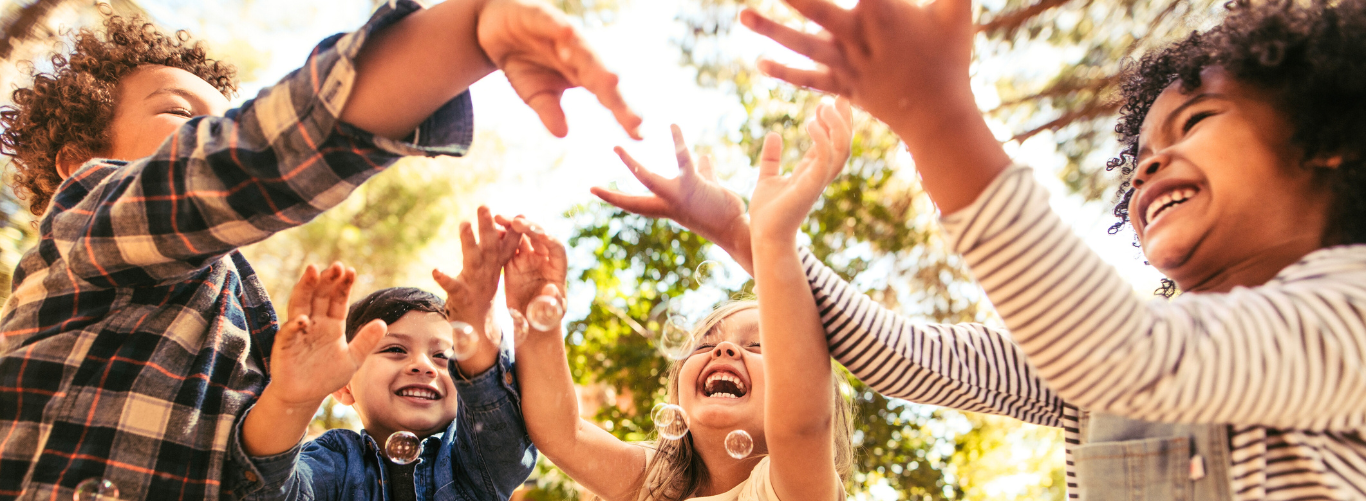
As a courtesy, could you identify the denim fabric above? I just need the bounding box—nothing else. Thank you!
[242,348,536,501]
[1074,411,1232,501]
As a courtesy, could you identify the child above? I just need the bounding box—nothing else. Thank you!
[238,207,533,500]
[0,1,639,498]
[502,109,853,501]
[600,0,1366,499]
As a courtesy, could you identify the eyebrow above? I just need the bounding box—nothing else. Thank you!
[1135,93,1221,165]
[144,87,201,102]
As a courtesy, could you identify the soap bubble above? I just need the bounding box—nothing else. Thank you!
[693,260,728,288]
[73,478,119,501]
[724,430,754,459]
[509,309,530,344]
[652,404,689,440]
[656,315,694,360]
[649,402,667,423]
[526,295,564,331]
[385,431,423,465]
[449,321,479,361]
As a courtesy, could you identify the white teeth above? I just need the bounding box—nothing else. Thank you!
[398,388,438,400]
[703,371,747,396]
[1145,188,1197,225]
[710,393,738,399]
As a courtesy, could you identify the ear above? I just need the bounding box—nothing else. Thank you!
[332,384,357,406]
[54,145,89,180]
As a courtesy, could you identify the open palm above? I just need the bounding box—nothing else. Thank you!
[268,263,386,407]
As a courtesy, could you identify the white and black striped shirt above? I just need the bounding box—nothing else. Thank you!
[801,166,1366,500]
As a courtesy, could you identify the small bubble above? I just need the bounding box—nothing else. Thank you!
[385,431,423,465]
[725,430,754,458]
[693,260,727,288]
[449,321,479,361]
[649,402,667,423]
[526,295,564,331]
[656,315,694,360]
[509,310,530,344]
[73,478,120,501]
[652,404,689,440]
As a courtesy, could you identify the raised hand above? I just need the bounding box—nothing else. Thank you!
[749,100,853,243]
[497,216,568,318]
[740,0,1010,213]
[432,206,522,334]
[267,263,387,408]
[478,0,643,139]
[591,125,754,273]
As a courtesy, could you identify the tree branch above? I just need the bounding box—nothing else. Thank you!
[977,0,1076,36]
[0,0,67,60]
[1012,99,1119,142]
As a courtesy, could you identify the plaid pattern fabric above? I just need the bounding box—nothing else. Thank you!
[0,1,474,499]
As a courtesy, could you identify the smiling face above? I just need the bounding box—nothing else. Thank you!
[334,311,458,441]
[73,64,230,176]
[1130,67,1336,291]
[676,308,765,441]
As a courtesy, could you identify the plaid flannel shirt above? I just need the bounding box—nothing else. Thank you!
[0,1,475,499]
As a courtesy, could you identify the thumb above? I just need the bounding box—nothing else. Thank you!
[758,132,783,179]
[348,319,388,366]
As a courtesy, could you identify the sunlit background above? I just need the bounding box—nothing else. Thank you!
[0,0,1227,499]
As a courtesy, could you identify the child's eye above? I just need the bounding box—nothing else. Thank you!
[695,343,715,352]
[1181,111,1214,134]
[165,108,194,118]
[433,351,449,360]
[381,346,407,355]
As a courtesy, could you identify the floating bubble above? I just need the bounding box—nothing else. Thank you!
[526,295,564,331]
[693,260,727,288]
[73,478,119,501]
[385,431,423,465]
[652,404,690,440]
[724,430,754,459]
[656,315,694,360]
[649,402,667,423]
[509,309,530,344]
[449,321,479,361]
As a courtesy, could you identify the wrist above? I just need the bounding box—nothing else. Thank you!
[258,384,326,416]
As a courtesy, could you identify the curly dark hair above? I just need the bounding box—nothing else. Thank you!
[1107,0,1366,296]
[345,287,446,342]
[0,15,236,216]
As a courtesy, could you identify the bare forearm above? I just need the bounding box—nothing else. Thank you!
[883,93,1012,215]
[752,236,832,437]
[454,310,501,376]
[343,0,495,139]
[242,386,318,457]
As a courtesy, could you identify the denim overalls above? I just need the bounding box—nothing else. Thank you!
[1074,411,1234,500]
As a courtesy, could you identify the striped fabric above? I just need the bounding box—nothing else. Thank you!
[0,2,474,500]
[801,166,1366,500]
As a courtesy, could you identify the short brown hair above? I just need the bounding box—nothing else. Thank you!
[0,14,236,216]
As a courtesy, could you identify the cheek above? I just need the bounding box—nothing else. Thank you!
[109,116,186,159]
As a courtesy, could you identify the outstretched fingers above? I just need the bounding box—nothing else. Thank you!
[671,125,697,176]
[589,187,670,218]
[756,59,845,96]
[739,9,846,68]
[286,264,320,322]
[758,132,784,179]
[551,25,643,139]
[614,147,671,194]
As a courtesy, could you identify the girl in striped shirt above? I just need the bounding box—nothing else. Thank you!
[595,1,1366,499]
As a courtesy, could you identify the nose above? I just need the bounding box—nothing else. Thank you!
[711,341,742,360]
[408,355,439,376]
[1131,152,1167,189]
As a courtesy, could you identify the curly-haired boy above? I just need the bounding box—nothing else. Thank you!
[0,1,640,499]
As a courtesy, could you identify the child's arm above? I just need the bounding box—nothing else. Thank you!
[746,103,848,501]
[499,220,649,501]
[431,206,522,376]
[239,263,386,479]
[344,0,640,140]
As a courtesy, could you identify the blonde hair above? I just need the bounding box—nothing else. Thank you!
[635,300,854,501]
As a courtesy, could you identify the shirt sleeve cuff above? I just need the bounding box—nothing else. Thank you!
[450,346,521,412]
[938,164,1035,253]
[225,404,304,497]
[312,0,477,158]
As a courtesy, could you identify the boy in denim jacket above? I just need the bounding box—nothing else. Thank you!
[0,0,637,498]
[241,208,532,500]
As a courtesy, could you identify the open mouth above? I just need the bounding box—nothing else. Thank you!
[395,386,441,401]
[1144,187,1199,227]
[702,369,748,399]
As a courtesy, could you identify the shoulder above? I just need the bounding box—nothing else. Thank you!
[45,160,126,215]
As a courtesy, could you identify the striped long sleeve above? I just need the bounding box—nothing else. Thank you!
[940,166,1366,431]
[800,248,1067,427]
